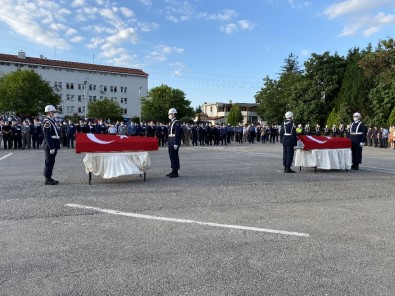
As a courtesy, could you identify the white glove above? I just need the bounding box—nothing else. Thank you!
[359,143,365,147]
[173,145,178,150]
[50,149,55,154]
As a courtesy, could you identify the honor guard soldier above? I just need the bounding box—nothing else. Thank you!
[43,105,61,185]
[167,108,181,178]
[348,112,367,170]
[280,111,297,173]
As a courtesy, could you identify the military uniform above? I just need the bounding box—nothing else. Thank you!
[348,114,367,170]
[43,114,61,184]
[167,111,181,178]
[280,112,297,173]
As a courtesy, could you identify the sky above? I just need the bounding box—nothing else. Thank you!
[0,0,394,108]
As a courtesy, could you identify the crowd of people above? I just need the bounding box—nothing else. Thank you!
[1,115,395,151]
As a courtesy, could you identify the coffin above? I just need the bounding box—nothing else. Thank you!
[298,135,351,150]
[76,133,158,153]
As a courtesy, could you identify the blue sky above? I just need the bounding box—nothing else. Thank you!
[0,0,394,108]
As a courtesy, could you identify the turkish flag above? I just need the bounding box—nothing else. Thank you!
[75,133,159,153]
[298,135,351,150]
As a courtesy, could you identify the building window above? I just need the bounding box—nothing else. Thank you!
[121,98,127,104]
[210,107,212,112]
[66,94,71,101]
[67,106,71,113]
[70,95,74,101]
[89,84,96,91]
[123,108,127,115]
[58,106,63,113]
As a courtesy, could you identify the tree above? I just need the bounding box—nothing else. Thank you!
[87,98,123,122]
[195,105,202,113]
[0,69,60,116]
[227,105,243,125]
[255,76,284,123]
[359,38,395,126]
[141,84,194,123]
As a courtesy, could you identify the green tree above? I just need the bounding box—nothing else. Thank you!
[304,52,346,121]
[141,84,194,123]
[255,76,284,123]
[87,98,123,122]
[359,38,395,126]
[0,69,60,116]
[194,105,202,113]
[328,48,374,126]
[227,104,243,125]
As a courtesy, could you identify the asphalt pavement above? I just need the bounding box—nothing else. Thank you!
[0,142,394,295]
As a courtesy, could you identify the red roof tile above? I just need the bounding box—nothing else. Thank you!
[0,53,148,77]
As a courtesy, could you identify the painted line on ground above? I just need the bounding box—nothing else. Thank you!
[0,153,13,161]
[361,166,395,174]
[65,203,310,237]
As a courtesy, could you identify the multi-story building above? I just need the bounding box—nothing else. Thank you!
[197,101,260,125]
[0,51,148,120]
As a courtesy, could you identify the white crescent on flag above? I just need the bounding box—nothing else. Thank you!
[86,133,115,144]
[306,135,328,144]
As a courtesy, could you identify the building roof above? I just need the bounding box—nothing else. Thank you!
[205,102,258,107]
[0,52,148,77]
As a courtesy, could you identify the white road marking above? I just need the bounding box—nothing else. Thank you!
[65,203,310,237]
[361,166,395,174]
[0,153,12,161]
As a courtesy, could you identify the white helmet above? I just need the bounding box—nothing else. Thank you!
[45,105,57,112]
[168,108,177,114]
[285,111,293,119]
[353,112,361,118]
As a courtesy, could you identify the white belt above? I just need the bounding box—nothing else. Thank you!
[350,132,363,135]
[51,136,60,139]
[283,133,292,136]
[169,134,175,137]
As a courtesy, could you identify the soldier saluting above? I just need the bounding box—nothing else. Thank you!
[43,105,61,185]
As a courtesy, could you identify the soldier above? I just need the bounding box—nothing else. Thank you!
[66,120,76,148]
[42,105,61,185]
[315,124,321,136]
[2,120,13,149]
[32,119,42,149]
[280,111,297,173]
[348,112,367,170]
[332,125,337,137]
[166,108,181,178]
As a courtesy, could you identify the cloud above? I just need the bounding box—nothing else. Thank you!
[146,45,184,62]
[0,0,73,49]
[220,20,256,34]
[323,0,395,37]
[288,0,312,9]
[171,62,186,76]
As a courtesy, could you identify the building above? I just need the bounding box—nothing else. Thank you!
[0,51,148,120]
[196,101,260,125]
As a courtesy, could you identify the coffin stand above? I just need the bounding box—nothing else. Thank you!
[76,134,158,184]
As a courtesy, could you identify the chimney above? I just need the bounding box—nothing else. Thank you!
[18,51,26,59]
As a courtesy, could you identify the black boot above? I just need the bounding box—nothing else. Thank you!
[168,170,179,178]
[166,171,173,177]
[285,167,295,173]
[45,178,58,185]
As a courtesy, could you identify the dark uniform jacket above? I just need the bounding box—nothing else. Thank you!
[43,117,60,150]
[348,121,367,144]
[280,120,297,146]
[168,119,181,146]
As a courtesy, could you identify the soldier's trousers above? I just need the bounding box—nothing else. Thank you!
[44,148,58,179]
[283,145,295,167]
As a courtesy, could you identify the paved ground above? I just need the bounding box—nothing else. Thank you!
[0,142,394,295]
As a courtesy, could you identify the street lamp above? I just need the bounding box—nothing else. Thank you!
[138,85,142,124]
[84,80,88,119]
